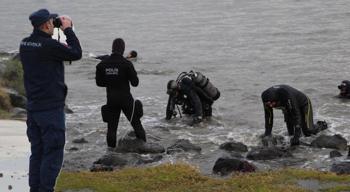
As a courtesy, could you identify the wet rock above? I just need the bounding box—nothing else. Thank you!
[329,150,342,158]
[64,105,74,114]
[213,158,256,176]
[93,153,163,168]
[246,147,293,160]
[72,138,88,144]
[116,137,165,154]
[261,135,286,147]
[68,147,79,151]
[10,107,27,119]
[166,139,201,154]
[219,141,248,152]
[331,161,350,175]
[311,134,348,150]
[3,88,27,108]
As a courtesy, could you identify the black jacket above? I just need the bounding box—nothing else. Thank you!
[95,53,138,104]
[261,85,309,136]
[19,28,82,111]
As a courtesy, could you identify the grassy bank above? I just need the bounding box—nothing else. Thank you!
[56,164,350,192]
[0,58,24,118]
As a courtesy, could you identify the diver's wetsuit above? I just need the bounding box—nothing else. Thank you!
[338,80,350,98]
[166,77,204,120]
[261,85,318,140]
[96,53,146,147]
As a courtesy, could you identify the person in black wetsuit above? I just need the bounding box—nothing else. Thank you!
[261,85,327,146]
[95,38,146,148]
[338,80,350,98]
[166,71,220,125]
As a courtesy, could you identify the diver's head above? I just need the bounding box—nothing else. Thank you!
[338,80,350,97]
[112,38,125,55]
[167,80,178,95]
[262,87,280,108]
[127,50,137,59]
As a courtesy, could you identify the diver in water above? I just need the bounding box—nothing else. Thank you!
[95,38,146,148]
[261,85,327,146]
[166,71,220,125]
[95,50,138,61]
[337,80,350,98]
[126,50,137,61]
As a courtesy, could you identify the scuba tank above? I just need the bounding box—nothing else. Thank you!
[190,71,220,100]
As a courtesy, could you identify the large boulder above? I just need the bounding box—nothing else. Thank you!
[330,161,350,175]
[311,135,348,150]
[246,147,293,160]
[166,139,201,154]
[219,141,248,152]
[116,136,165,154]
[212,158,256,176]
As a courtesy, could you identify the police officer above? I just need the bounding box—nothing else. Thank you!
[261,85,326,146]
[96,38,146,148]
[19,9,82,192]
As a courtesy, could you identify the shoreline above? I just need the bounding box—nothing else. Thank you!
[0,120,29,192]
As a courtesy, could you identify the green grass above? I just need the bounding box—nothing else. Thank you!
[0,85,11,118]
[55,164,350,192]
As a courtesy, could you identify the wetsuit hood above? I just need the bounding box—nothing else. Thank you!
[261,87,279,103]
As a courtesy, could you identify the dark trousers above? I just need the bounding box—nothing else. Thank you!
[26,107,65,192]
[284,98,315,137]
[103,94,146,148]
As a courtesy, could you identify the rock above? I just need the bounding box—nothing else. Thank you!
[64,105,74,114]
[93,153,128,167]
[219,141,248,152]
[213,158,256,176]
[246,147,293,160]
[10,107,27,119]
[261,135,286,147]
[3,88,27,108]
[331,161,350,174]
[8,185,12,190]
[166,139,201,154]
[68,147,79,151]
[116,136,165,154]
[0,173,2,177]
[93,153,163,168]
[311,134,348,150]
[329,150,342,158]
[72,138,88,144]
[314,120,328,132]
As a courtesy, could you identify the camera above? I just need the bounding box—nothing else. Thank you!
[53,17,62,28]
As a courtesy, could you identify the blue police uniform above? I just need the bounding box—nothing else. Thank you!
[19,9,82,192]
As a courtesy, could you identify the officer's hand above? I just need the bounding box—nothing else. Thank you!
[60,16,73,31]
[290,136,300,146]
